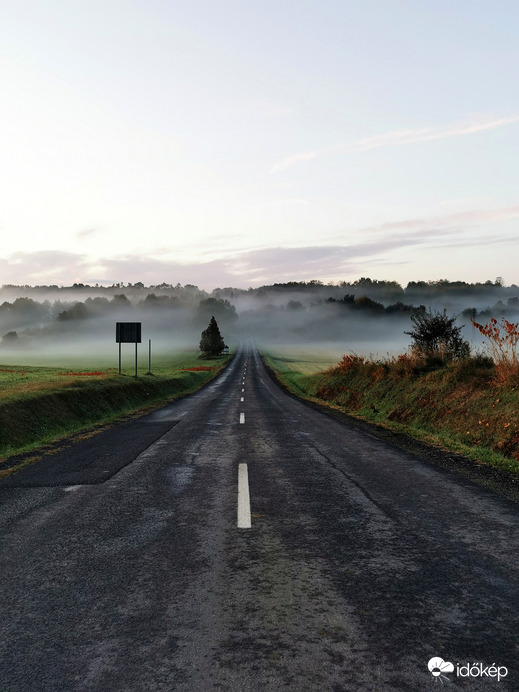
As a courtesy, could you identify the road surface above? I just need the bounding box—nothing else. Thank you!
[0,342,517,691]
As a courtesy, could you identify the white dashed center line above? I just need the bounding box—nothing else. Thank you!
[237,463,251,529]
[240,412,245,424]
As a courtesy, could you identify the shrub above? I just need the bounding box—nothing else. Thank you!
[450,355,495,385]
[405,309,470,362]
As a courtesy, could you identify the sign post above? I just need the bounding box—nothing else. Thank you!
[116,322,142,377]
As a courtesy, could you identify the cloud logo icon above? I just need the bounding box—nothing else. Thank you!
[428,657,454,679]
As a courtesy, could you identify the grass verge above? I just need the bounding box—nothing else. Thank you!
[0,352,231,470]
[263,351,519,478]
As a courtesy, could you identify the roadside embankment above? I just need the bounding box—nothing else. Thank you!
[264,352,519,477]
[0,357,230,469]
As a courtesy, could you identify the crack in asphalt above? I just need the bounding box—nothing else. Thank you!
[307,441,399,524]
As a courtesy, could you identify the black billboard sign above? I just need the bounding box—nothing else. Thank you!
[116,322,141,343]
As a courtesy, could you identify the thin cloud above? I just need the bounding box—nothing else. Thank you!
[273,151,318,170]
[0,251,92,283]
[0,235,431,289]
[76,227,99,240]
[354,204,519,236]
[1,224,517,289]
[353,115,519,151]
[271,114,519,172]
[432,233,519,249]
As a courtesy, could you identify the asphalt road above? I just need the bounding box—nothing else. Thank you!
[0,342,518,691]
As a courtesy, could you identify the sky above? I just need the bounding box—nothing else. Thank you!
[1,0,519,290]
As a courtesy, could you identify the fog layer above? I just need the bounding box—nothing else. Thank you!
[1,278,518,364]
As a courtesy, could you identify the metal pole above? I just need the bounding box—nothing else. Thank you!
[135,342,138,378]
[148,338,151,374]
[119,342,121,375]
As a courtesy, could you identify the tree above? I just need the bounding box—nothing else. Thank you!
[199,316,225,357]
[57,302,89,321]
[2,331,18,344]
[353,296,384,312]
[405,308,470,362]
[197,297,237,326]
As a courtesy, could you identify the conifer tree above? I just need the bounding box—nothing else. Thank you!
[199,315,225,357]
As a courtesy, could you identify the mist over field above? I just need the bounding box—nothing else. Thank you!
[1,278,518,366]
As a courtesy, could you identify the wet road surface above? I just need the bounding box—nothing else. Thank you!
[0,342,518,691]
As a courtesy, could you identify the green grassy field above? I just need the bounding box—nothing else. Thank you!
[0,352,223,402]
[261,346,344,374]
[0,350,231,471]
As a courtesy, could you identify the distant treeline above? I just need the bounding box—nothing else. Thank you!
[1,278,518,348]
[1,276,516,304]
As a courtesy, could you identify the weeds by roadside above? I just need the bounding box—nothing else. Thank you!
[471,317,519,383]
